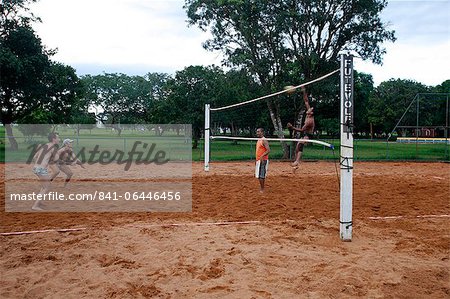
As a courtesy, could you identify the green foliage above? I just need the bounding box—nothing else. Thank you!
[184,0,396,153]
[353,71,375,134]
[16,122,53,142]
[185,0,396,82]
[193,139,449,162]
[82,73,170,129]
[367,79,430,134]
[0,0,40,35]
[165,65,228,147]
[0,26,51,124]
[0,0,84,150]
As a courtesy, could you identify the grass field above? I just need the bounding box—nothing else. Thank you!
[1,126,449,162]
[194,138,449,162]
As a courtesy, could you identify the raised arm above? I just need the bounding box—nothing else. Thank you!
[302,86,310,110]
[287,122,303,132]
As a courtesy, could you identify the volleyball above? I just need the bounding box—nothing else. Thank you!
[284,85,296,94]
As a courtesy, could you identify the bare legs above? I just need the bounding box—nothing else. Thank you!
[32,175,51,211]
[50,164,73,187]
[292,138,308,170]
[60,165,73,187]
[259,178,265,193]
[292,151,303,167]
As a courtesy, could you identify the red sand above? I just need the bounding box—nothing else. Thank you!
[1,161,449,298]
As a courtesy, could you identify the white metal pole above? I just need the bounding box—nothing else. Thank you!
[204,104,210,171]
[340,54,354,241]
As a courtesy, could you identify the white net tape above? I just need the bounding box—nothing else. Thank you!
[210,135,334,149]
[211,69,340,112]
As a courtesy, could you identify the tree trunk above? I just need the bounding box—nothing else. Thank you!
[266,98,289,158]
[370,123,374,140]
[192,127,200,149]
[5,124,18,150]
[294,107,306,139]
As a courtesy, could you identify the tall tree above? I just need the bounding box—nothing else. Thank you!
[185,0,396,152]
[215,69,269,136]
[82,73,151,134]
[1,0,83,149]
[0,0,39,35]
[165,65,230,148]
[433,80,450,138]
[142,72,172,125]
[367,79,429,136]
[353,71,374,136]
[82,72,170,135]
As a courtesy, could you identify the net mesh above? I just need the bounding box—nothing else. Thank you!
[392,93,449,140]
[207,70,341,161]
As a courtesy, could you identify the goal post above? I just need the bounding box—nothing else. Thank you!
[340,53,354,241]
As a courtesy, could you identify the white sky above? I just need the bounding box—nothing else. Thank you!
[30,0,450,86]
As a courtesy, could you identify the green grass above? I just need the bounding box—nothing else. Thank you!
[1,125,449,162]
[193,139,450,162]
[1,126,192,163]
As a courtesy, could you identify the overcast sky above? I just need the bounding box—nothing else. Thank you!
[30,0,449,87]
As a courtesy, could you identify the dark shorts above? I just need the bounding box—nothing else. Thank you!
[255,160,269,179]
[297,133,313,152]
[303,132,314,139]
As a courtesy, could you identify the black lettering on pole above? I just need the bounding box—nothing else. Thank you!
[343,55,354,133]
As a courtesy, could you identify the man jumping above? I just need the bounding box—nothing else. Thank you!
[287,86,315,170]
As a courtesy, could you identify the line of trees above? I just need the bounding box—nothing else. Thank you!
[1,0,449,151]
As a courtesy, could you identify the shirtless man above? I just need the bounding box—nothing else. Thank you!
[31,132,60,210]
[287,86,314,169]
[51,139,85,187]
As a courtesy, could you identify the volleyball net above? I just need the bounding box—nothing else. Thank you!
[204,54,355,241]
[204,68,340,166]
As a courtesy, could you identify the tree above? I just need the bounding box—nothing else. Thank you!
[367,79,429,136]
[44,63,85,124]
[1,0,83,149]
[0,26,48,149]
[0,0,39,35]
[142,72,172,125]
[81,72,171,135]
[165,65,231,148]
[434,80,450,94]
[209,69,268,137]
[185,0,396,153]
[353,71,374,137]
[432,80,450,138]
[82,73,152,135]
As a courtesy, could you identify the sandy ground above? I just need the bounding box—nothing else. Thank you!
[0,161,449,298]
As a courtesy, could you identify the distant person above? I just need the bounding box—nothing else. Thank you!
[51,139,85,187]
[31,132,60,210]
[287,86,314,170]
[255,128,270,193]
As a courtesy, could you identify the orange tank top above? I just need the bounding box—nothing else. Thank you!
[256,138,269,160]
